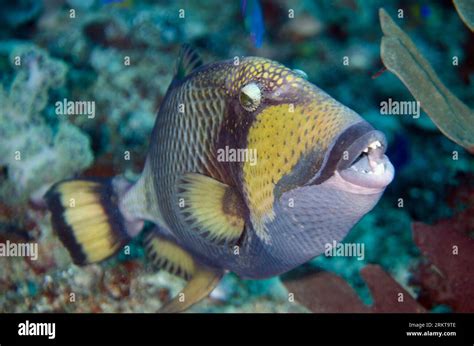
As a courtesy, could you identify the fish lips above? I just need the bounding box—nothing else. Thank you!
[308,122,394,191]
[337,130,395,190]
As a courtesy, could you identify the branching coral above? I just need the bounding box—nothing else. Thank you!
[0,45,93,205]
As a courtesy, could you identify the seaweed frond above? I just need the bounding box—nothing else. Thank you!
[379,8,474,153]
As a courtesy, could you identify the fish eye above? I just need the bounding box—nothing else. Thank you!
[239,83,261,112]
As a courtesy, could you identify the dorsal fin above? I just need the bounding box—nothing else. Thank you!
[173,44,203,80]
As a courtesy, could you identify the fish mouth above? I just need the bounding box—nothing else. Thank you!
[337,130,394,190]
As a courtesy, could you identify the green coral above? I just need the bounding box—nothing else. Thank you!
[0,45,93,205]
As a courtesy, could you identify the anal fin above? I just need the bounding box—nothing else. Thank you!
[159,266,223,313]
[144,231,223,313]
[145,231,195,280]
[176,173,246,245]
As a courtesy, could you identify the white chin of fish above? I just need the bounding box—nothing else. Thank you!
[329,142,395,195]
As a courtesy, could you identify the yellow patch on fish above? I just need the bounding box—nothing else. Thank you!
[243,100,352,240]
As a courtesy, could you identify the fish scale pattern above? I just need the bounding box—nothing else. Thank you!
[147,71,230,262]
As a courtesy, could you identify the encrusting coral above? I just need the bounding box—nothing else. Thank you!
[283,264,426,313]
[0,45,93,205]
[411,174,474,312]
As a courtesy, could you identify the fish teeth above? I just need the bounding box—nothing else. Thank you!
[368,140,382,150]
[373,163,385,175]
[362,148,369,153]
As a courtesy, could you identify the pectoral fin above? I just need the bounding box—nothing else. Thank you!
[176,173,246,245]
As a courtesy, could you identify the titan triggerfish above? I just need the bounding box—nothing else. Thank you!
[46,45,395,312]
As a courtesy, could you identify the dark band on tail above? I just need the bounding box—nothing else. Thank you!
[45,178,131,265]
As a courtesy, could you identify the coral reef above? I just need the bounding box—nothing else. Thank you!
[283,264,425,313]
[0,45,93,206]
[0,0,43,36]
[0,231,303,312]
[411,174,474,312]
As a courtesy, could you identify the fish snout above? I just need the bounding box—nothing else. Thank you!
[336,129,394,191]
[307,120,395,193]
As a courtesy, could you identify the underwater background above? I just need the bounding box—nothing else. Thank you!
[0,0,472,312]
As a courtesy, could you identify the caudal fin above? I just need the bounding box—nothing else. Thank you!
[45,178,133,265]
